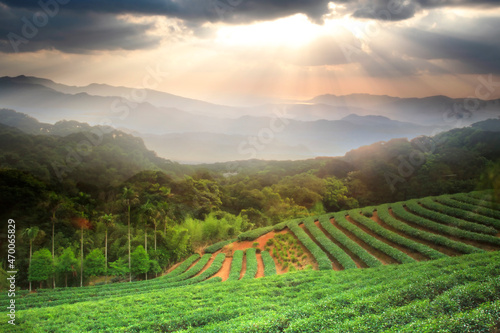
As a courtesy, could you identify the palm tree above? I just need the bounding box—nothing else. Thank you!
[74,192,95,287]
[121,187,137,282]
[140,201,155,253]
[159,187,171,235]
[141,201,160,281]
[74,214,91,287]
[100,213,115,284]
[22,227,40,292]
[154,203,169,251]
[42,192,68,288]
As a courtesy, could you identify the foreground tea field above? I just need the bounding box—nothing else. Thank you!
[2,251,500,332]
[2,190,499,332]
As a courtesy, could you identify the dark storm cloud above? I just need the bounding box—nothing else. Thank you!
[0,0,333,53]
[1,0,499,55]
[398,20,500,74]
[296,13,500,76]
[340,0,500,21]
[0,5,160,53]
[0,0,332,24]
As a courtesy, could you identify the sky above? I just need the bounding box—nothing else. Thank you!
[1,0,500,105]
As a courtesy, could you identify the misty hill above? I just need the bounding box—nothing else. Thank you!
[0,108,437,163]
[2,75,498,162]
[0,115,191,186]
[308,93,500,126]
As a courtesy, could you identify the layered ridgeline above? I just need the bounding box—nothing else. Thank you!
[3,75,500,163]
[2,190,499,332]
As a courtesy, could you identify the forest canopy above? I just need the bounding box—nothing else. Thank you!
[1,109,499,288]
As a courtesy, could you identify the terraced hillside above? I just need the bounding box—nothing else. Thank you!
[186,190,500,280]
[2,190,499,332]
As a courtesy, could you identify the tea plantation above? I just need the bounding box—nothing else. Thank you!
[1,190,499,332]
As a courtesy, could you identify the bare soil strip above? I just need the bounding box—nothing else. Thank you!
[330,218,397,265]
[346,214,428,261]
[255,253,265,278]
[232,229,288,252]
[315,220,367,268]
[371,211,461,257]
[400,207,500,251]
[299,222,343,271]
[213,256,232,281]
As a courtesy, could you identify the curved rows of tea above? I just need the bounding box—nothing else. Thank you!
[288,219,332,270]
[338,211,416,264]
[261,250,277,276]
[407,199,497,234]
[5,253,221,311]
[437,194,500,220]
[318,215,382,267]
[467,190,500,210]
[376,204,481,254]
[3,251,499,332]
[394,202,500,246]
[347,208,446,260]
[4,190,499,332]
[242,248,258,279]
[210,190,498,279]
[419,197,500,230]
[303,218,358,269]
[405,200,497,235]
[227,250,244,281]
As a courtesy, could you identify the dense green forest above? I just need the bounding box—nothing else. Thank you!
[1,109,499,289]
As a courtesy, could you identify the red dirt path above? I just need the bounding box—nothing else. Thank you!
[213,256,232,281]
[255,253,265,278]
[231,229,289,252]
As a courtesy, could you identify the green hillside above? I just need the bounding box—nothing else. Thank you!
[2,251,499,332]
[2,190,499,332]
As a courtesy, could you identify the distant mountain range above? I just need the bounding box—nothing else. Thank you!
[1,75,498,163]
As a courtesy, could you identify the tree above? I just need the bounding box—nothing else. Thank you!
[140,201,155,254]
[121,187,137,282]
[149,259,162,278]
[323,177,359,212]
[44,193,63,261]
[109,258,129,279]
[131,245,149,280]
[56,247,77,287]
[99,213,116,284]
[154,202,169,251]
[74,215,91,287]
[29,248,54,289]
[22,226,40,292]
[42,192,70,288]
[85,249,105,278]
[479,161,500,205]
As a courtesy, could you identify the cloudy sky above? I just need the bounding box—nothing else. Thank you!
[1,0,500,104]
